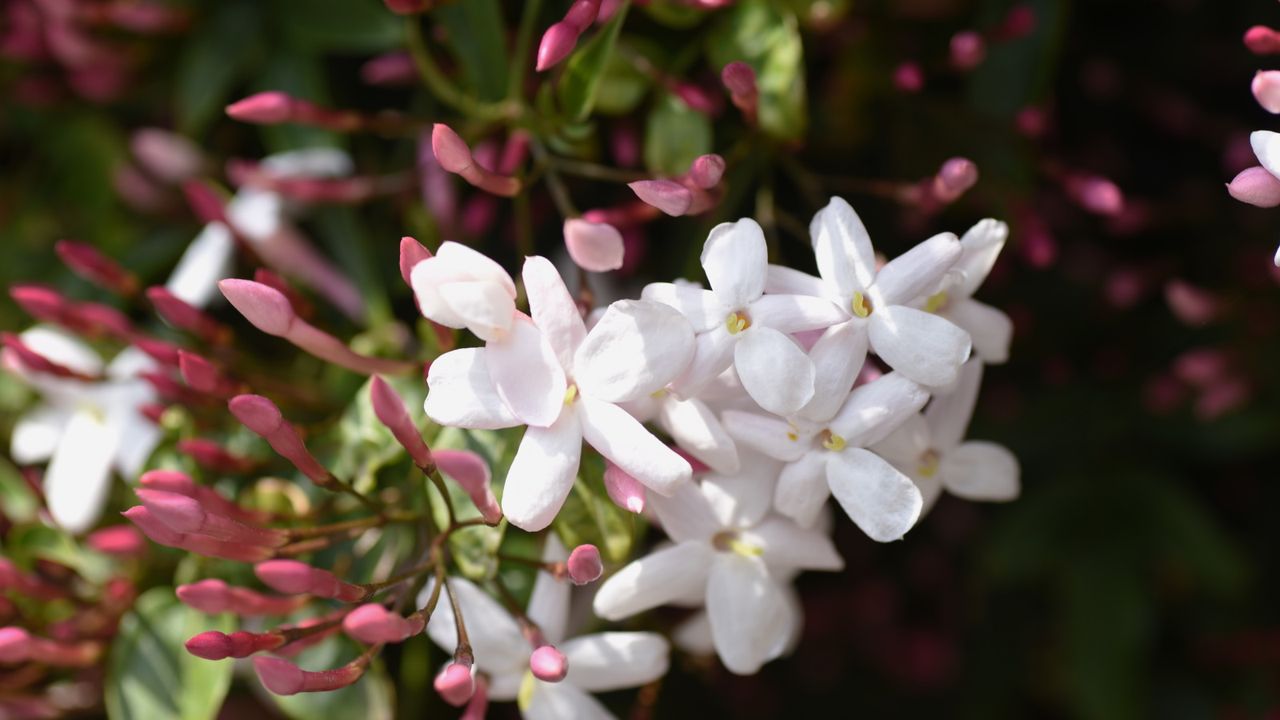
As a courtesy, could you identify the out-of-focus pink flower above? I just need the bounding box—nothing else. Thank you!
[564,219,625,272]
[1227,166,1280,207]
[893,62,924,93]
[1245,26,1280,55]
[950,31,986,71]
[1165,280,1221,327]
[1253,70,1280,113]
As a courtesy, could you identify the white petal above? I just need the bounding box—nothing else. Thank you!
[954,219,1008,298]
[501,412,582,531]
[700,219,767,310]
[105,387,161,477]
[672,612,715,655]
[734,326,815,416]
[225,188,283,240]
[744,516,844,572]
[869,413,931,467]
[826,448,922,542]
[941,441,1020,501]
[722,410,810,462]
[11,404,68,465]
[526,536,571,644]
[649,480,721,543]
[524,255,586,369]
[810,197,876,301]
[640,282,724,331]
[796,320,868,425]
[562,632,670,692]
[45,408,118,534]
[487,317,568,428]
[424,348,521,430]
[701,452,779,529]
[706,554,790,675]
[657,397,740,475]
[421,577,527,676]
[828,371,930,447]
[670,326,737,398]
[764,265,827,297]
[19,327,103,377]
[440,281,516,341]
[435,241,517,297]
[913,472,945,518]
[593,542,714,620]
[773,452,830,527]
[943,299,1011,365]
[411,258,467,328]
[1252,130,1280,180]
[873,233,961,307]
[868,304,971,387]
[261,147,353,178]
[579,396,690,496]
[575,300,694,403]
[748,294,845,333]
[523,680,613,720]
[924,358,982,450]
[165,222,234,308]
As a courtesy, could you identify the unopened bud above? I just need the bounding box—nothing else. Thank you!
[689,154,725,190]
[893,62,924,93]
[255,560,364,602]
[950,31,986,70]
[933,157,979,202]
[226,92,294,124]
[434,450,502,524]
[566,544,603,585]
[86,525,145,556]
[1246,26,1280,55]
[253,655,367,695]
[218,279,296,337]
[342,603,424,644]
[628,179,694,216]
[1254,70,1280,113]
[1228,166,1280,207]
[399,236,433,288]
[603,461,645,514]
[529,644,568,682]
[370,376,434,469]
[434,661,476,706]
[56,240,137,295]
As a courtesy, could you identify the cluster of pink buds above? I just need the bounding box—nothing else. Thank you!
[536,0,601,71]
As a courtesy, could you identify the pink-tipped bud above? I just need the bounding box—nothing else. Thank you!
[55,240,137,294]
[218,279,296,337]
[133,336,183,366]
[71,302,134,338]
[721,61,758,120]
[370,376,434,469]
[933,157,979,202]
[1245,26,1280,55]
[529,644,568,682]
[185,630,283,660]
[178,351,241,397]
[1254,70,1280,114]
[255,560,363,602]
[893,62,925,93]
[999,5,1036,40]
[628,179,694,216]
[1,333,94,380]
[433,450,502,524]
[399,236,433,288]
[431,124,475,175]
[0,627,29,663]
[147,286,228,343]
[253,655,366,695]
[536,21,582,72]
[383,0,431,14]
[1015,105,1048,137]
[1227,166,1280,207]
[1165,280,1220,327]
[361,52,417,86]
[434,662,476,706]
[86,525,145,556]
[603,461,645,514]
[136,488,286,547]
[689,154,726,190]
[566,544,603,585]
[950,31,986,70]
[1069,175,1125,216]
[10,284,67,324]
[564,219,625,273]
[183,180,229,224]
[226,91,294,124]
[229,394,333,486]
[177,579,305,616]
[131,128,204,184]
[563,0,600,28]
[342,603,424,644]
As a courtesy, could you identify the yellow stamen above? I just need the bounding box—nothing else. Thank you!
[820,430,846,452]
[917,449,940,478]
[713,531,764,557]
[517,671,536,711]
[786,431,798,442]
[563,384,578,405]
[851,292,873,318]
[724,311,751,334]
[924,291,949,313]
[650,388,668,399]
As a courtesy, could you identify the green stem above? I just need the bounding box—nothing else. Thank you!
[507,0,545,102]
[405,18,523,122]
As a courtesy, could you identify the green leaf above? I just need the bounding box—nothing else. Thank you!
[706,0,807,141]
[594,41,652,115]
[557,4,630,122]
[176,2,263,136]
[266,636,395,720]
[0,456,37,523]
[6,525,114,584]
[105,588,236,720]
[273,0,402,53]
[643,92,713,176]
[434,0,509,101]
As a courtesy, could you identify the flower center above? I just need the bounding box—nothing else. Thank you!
[563,384,578,405]
[819,429,846,451]
[517,671,536,710]
[924,291,949,313]
[917,449,940,477]
[724,310,752,334]
[851,291,873,318]
[712,530,763,557]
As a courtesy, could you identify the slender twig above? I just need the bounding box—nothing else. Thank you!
[405,18,523,122]
[507,0,545,102]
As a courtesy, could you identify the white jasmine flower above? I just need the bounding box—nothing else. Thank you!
[621,390,739,475]
[872,359,1019,513]
[915,219,1013,364]
[642,218,846,416]
[593,474,842,675]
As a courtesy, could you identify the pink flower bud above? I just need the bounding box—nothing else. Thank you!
[629,179,694,216]
[1196,377,1249,421]
[950,31,986,70]
[1254,70,1280,113]
[1227,166,1280,207]
[564,219,625,273]
[1069,175,1124,216]
[226,91,294,124]
[566,544,603,585]
[1245,26,1280,55]
[1165,280,1220,327]
[0,627,28,663]
[218,279,296,337]
[256,560,364,602]
[361,52,417,86]
[1,334,95,381]
[86,525,145,556]
[342,603,424,644]
[178,351,240,397]
[71,302,133,338]
[131,337,181,366]
[461,676,490,720]
[399,236,433,288]
[10,284,67,324]
[563,0,600,28]
[893,62,924,93]
[228,395,334,486]
[1015,106,1048,137]
[185,630,283,659]
[370,376,434,469]
[1173,348,1229,387]
[529,644,568,682]
[135,488,286,548]
[147,286,229,344]
[432,124,475,175]
[603,461,645,514]
[123,506,275,562]
[177,579,306,616]
[433,450,502,524]
[383,0,431,14]
[999,5,1036,40]
[721,61,758,121]
[689,154,725,190]
[536,21,582,72]
[933,157,978,203]
[434,662,475,706]
[131,128,203,183]
[253,656,367,695]
[55,240,137,294]
[183,180,229,225]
